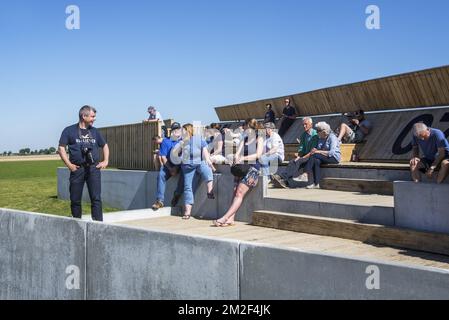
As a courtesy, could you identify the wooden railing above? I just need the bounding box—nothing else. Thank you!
[99,121,164,171]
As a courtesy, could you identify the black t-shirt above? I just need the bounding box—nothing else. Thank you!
[59,124,106,165]
[264,110,275,123]
[283,105,296,117]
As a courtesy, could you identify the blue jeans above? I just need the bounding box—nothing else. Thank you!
[182,162,214,205]
[156,165,184,203]
[305,154,339,185]
[260,154,282,176]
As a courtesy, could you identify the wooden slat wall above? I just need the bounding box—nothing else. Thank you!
[99,122,160,171]
[215,65,449,121]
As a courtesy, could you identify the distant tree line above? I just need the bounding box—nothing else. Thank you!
[1,147,57,156]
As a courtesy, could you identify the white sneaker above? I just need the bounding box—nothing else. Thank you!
[305,184,320,189]
[293,173,308,182]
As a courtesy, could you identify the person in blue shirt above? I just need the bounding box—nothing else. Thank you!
[58,105,109,221]
[151,122,184,210]
[304,121,341,189]
[176,123,216,219]
[410,123,449,184]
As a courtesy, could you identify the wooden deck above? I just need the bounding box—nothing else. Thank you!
[115,216,449,271]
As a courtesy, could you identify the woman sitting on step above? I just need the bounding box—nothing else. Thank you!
[214,119,264,227]
[304,122,341,189]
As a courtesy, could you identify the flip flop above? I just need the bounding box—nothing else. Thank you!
[182,215,191,220]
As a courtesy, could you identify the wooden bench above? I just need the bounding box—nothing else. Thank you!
[284,143,365,162]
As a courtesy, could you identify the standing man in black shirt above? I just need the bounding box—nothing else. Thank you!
[278,98,297,138]
[264,103,276,124]
[58,105,109,221]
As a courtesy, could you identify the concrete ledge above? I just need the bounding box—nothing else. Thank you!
[240,243,449,300]
[86,223,240,300]
[394,181,449,234]
[0,209,86,300]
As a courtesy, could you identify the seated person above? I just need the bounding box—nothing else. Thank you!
[151,122,184,210]
[264,103,276,124]
[336,110,372,143]
[304,122,341,189]
[152,135,163,171]
[206,123,227,164]
[259,122,285,176]
[272,117,318,188]
[410,123,449,184]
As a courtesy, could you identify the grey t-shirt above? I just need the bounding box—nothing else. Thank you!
[355,119,372,140]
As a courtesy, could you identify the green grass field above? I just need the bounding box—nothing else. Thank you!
[0,160,118,216]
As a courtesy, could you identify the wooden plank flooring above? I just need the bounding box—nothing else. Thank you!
[116,216,449,270]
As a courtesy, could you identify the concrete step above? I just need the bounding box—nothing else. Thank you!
[252,210,449,256]
[320,177,393,195]
[264,188,394,226]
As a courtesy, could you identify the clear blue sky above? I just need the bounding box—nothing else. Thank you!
[1,0,448,152]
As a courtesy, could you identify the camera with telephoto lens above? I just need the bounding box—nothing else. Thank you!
[81,147,95,165]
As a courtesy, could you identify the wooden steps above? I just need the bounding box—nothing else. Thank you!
[320,177,393,195]
[252,210,449,256]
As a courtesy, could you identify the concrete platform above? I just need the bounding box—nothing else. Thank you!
[117,216,449,271]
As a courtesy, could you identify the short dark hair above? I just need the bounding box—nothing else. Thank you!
[79,105,96,121]
[266,103,272,108]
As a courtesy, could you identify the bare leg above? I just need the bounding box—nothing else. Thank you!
[207,181,213,194]
[437,160,449,184]
[410,159,422,183]
[337,123,352,141]
[218,183,250,224]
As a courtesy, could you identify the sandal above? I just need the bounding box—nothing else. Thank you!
[207,192,215,200]
[182,214,191,220]
[213,219,235,227]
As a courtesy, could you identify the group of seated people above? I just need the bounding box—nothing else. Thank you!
[149,109,449,227]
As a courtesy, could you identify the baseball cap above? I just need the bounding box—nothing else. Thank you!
[171,122,181,130]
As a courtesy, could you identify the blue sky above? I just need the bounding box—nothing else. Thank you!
[0,0,448,152]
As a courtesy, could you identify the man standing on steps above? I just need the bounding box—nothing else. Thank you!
[58,105,109,222]
[410,122,449,184]
[151,122,184,210]
[278,98,297,138]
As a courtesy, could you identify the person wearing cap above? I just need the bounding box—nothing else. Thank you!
[264,103,276,124]
[259,122,284,176]
[151,122,184,210]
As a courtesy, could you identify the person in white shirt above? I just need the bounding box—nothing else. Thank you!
[260,122,285,176]
[145,106,166,136]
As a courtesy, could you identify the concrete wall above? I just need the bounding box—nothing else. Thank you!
[87,223,239,300]
[1,209,449,299]
[394,181,449,234]
[0,209,86,300]
[58,167,266,223]
[240,243,449,300]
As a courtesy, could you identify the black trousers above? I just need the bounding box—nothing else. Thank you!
[278,118,295,137]
[69,165,103,221]
[280,157,308,180]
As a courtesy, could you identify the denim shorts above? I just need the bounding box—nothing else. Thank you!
[235,167,260,188]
